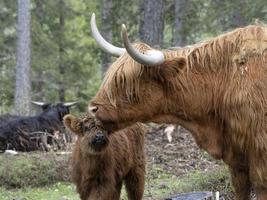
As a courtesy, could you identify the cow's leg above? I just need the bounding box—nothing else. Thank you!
[124,166,145,200]
[230,167,251,200]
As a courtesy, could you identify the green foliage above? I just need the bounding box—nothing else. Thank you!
[0,0,102,113]
[0,0,17,113]
[0,0,266,113]
[0,182,79,200]
[30,0,102,110]
[0,152,70,188]
[111,0,139,45]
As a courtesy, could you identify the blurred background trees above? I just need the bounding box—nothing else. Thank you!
[0,0,266,114]
[15,0,31,115]
[139,0,165,47]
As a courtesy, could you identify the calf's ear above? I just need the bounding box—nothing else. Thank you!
[63,114,83,135]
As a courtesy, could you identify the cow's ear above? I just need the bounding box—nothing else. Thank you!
[63,114,83,135]
[158,57,187,80]
[162,57,187,71]
[174,57,187,70]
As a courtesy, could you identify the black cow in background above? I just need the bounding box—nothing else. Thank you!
[0,101,77,152]
[0,114,20,126]
[0,101,52,126]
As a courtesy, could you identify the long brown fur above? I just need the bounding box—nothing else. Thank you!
[90,24,267,200]
[64,114,146,200]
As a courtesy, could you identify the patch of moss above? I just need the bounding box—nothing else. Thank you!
[0,152,70,188]
[0,182,79,200]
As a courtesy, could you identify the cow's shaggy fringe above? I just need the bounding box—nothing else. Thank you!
[103,25,267,106]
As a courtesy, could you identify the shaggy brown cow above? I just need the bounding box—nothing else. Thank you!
[64,114,146,200]
[89,15,267,200]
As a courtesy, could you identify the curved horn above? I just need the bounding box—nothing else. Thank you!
[31,101,46,106]
[91,13,125,57]
[121,24,165,66]
[63,101,78,107]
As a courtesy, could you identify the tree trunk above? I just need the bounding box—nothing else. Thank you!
[15,0,31,115]
[58,0,65,102]
[139,0,165,47]
[101,0,113,77]
[172,0,188,46]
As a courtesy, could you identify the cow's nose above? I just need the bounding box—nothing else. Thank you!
[88,106,98,115]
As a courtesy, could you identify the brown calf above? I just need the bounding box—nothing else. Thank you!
[64,114,146,200]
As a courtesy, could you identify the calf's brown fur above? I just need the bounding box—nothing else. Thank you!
[64,114,146,200]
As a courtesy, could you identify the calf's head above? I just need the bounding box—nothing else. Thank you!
[64,114,109,155]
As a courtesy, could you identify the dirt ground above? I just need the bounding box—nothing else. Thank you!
[145,124,223,176]
[143,124,231,200]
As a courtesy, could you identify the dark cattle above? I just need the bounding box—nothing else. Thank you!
[0,102,77,151]
[0,101,53,126]
[89,14,267,200]
[64,114,146,200]
[0,114,20,126]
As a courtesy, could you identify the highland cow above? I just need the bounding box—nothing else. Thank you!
[89,14,267,200]
[64,114,146,200]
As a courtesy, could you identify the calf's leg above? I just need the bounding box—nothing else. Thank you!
[124,166,145,200]
[112,182,123,200]
[86,183,116,200]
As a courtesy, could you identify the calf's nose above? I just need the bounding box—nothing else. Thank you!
[95,132,105,140]
[91,131,107,147]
